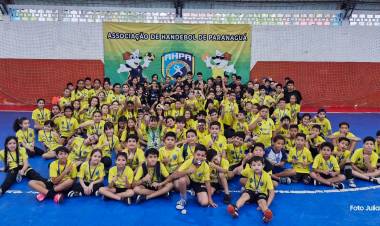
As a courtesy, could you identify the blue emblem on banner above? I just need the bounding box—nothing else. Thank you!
[162,51,195,80]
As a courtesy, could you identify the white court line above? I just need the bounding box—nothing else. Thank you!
[6,185,380,195]
[230,185,380,194]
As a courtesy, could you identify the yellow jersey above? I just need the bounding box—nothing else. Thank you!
[159,146,184,173]
[287,147,313,173]
[351,148,378,170]
[178,158,210,183]
[312,154,340,172]
[78,161,105,183]
[49,159,77,181]
[244,170,273,195]
[0,148,28,170]
[32,108,51,126]
[108,166,134,188]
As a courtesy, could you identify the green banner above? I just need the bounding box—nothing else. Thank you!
[103,23,251,84]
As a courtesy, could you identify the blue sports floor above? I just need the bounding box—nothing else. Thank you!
[0,112,380,226]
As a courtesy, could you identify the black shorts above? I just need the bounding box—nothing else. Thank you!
[115,187,128,193]
[210,182,222,191]
[320,173,333,179]
[44,180,55,190]
[189,180,207,194]
[244,190,268,204]
[291,172,310,181]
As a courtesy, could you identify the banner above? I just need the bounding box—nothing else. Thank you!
[103,23,251,84]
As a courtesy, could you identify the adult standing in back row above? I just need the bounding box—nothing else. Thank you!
[284,80,302,104]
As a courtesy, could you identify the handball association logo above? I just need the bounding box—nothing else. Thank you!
[162,51,194,80]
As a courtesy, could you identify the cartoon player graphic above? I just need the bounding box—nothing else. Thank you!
[117,49,155,81]
[203,50,236,78]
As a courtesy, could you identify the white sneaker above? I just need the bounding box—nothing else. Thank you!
[176,199,186,210]
[348,179,357,188]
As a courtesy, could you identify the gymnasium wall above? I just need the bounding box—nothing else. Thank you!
[1,19,380,110]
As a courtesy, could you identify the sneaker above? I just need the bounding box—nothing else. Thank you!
[263,209,273,223]
[313,179,321,186]
[370,177,380,185]
[348,179,357,188]
[227,204,239,218]
[223,193,232,204]
[67,191,82,198]
[136,195,146,204]
[36,193,46,202]
[303,176,312,185]
[95,190,100,197]
[121,197,132,205]
[53,193,64,204]
[176,199,187,210]
[279,177,291,184]
[333,183,345,190]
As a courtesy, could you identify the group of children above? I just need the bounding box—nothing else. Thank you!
[1,73,380,223]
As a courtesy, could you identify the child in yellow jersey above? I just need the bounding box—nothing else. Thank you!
[333,137,355,187]
[115,116,128,141]
[71,79,88,108]
[226,132,249,171]
[232,110,249,135]
[0,136,45,196]
[122,101,138,120]
[107,83,126,104]
[162,116,176,135]
[375,131,380,158]
[56,106,79,144]
[274,116,291,138]
[98,91,108,106]
[78,111,105,137]
[81,96,100,122]
[159,144,217,210]
[220,91,239,129]
[227,156,274,223]
[50,104,63,122]
[98,152,135,204]
[29,146,77,204]
[312,108,332,137]
[311,142,345,189]
[120,118,140,143]
[233,143,274,187]
[97,122,122,169]
[68,149,105,197]
[207,149,231,204]
[134,148,173,203]
[14,117,44,157]
[329,122,361,152]
[100,104,113,123]
[159,132,184,174]
[298,113,312,136]
[307,125,325,157]
[271,98,290,125]
[67,134,98,168]
[196,119,209,145]
[122,134,145,171]
[174,117,187,146]
[275,133,313,184]
[145,116,163,150]
[71,100,82,122]
[286,95,301,124]
[208,109,224,134]
[249,105,275,148]
[351,136,380,184]
[285,124,298,152]
[58,88,72,110]
[39,121,62,159]
[182,129,198,160]
[202,121,227,158]
[170,100,184,118]
[184,110,197,130]
[32,98,51,130]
